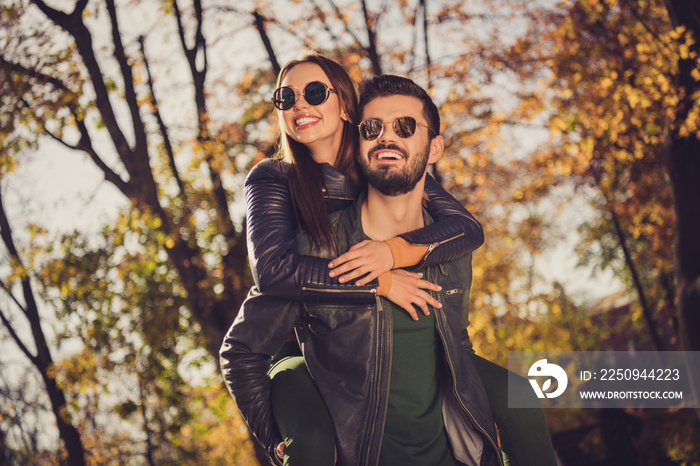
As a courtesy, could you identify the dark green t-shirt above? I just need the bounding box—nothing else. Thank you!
[378,287,455,466]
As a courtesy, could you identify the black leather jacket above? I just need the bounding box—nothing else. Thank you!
[294,193,501,465]
[245,159,484,301]
[220,159,487,464]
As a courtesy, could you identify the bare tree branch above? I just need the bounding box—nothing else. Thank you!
[32,0,137,173]
[104,0,148,155]
[407,1,421,74]
[138,36,187,200]
[12,91,131,195]
[326,0,365,47]
[0,53,130,192]
[138,377,156,466]
[0,299,37,366]
[308,0,343,46]
[421,0,432,89]
[359,0,382,75]
[253,11,281,76]
[0,182,86,466]
[0,277,28,316]
[172,0,237,245]
[609,208,665,351]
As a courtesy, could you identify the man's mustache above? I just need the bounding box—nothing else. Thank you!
[367,143,409,160]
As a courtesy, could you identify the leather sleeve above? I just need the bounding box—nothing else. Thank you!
[219,290,300,465]
[245,160,377,304]
[399,173,484,269]
[460,254,475,354]
[461,319,475,354]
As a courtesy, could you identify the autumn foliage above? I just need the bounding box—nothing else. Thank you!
[0,0,699,464]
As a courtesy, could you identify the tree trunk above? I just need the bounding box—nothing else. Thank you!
[0,189,86,466]
[663,0,700,354]
[663,0,700,425]
[610,209,664,351]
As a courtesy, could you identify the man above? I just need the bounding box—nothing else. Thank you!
[222,74,503,466]
[306,75,503,465]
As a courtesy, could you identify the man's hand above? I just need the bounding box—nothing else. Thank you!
[386,270,442,320]
[328,240,393,286]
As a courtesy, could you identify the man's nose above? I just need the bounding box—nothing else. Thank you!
[378,124,398,142]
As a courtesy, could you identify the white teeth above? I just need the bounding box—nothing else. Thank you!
[296,117,319,126]
[376,152,402,160]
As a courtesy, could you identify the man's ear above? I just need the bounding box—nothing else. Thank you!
[428,135,444,164]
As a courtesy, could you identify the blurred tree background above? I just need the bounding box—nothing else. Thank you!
[1,0,698,464]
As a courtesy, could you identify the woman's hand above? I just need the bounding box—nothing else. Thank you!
[276,442,284,460]
[386,270,442,321]
[328,240,393,286]
[277,441,338,464]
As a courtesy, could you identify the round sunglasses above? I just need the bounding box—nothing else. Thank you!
[358,117,434,141]
[271,81,337,111]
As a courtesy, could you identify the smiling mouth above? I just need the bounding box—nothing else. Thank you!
[295,116,319,127]
[374,151,404,161]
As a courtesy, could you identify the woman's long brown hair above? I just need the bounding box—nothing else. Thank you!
[274,54,362,252]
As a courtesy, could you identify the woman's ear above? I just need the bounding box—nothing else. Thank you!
[341,109,350,123]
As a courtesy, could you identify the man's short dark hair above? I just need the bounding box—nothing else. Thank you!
[358,75,440,137]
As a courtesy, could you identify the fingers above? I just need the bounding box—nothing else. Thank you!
[399,293,436,320]
[348,240,370,251]
[329,257,362,278]
[329,255,379,283]
[417,290,442,310]
[338,266,371,283]
[401,303,419,321]
[411,273,443,307]
[417,278,442,293]
[413,298,430,317]
[328,251,356,270]
[386,269,445,319]
[354,271,380,286]
[276,442,285,460]
[329,241,372,268]
[328,259,374,282]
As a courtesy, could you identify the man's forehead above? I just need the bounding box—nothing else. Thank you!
[361,94,423,119]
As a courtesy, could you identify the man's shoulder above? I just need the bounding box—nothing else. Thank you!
[333,194,366,242]
[433,252,472,289]
[295,200,361,259]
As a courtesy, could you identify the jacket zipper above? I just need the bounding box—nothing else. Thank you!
[301,286,377,294]
[420,231,466,263]
[433,306,504,466]
[365,294,388,466]
[321,188,354,201]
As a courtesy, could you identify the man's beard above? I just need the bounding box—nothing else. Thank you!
[361,143,430,196]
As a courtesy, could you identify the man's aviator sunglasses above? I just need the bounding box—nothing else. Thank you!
[272,81,337,111]
[358,117,434,141]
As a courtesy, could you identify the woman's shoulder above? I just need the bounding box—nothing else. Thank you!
[245,158,290,185]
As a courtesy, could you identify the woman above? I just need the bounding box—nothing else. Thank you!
[247,54,480,317]
[221,53,556,466]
